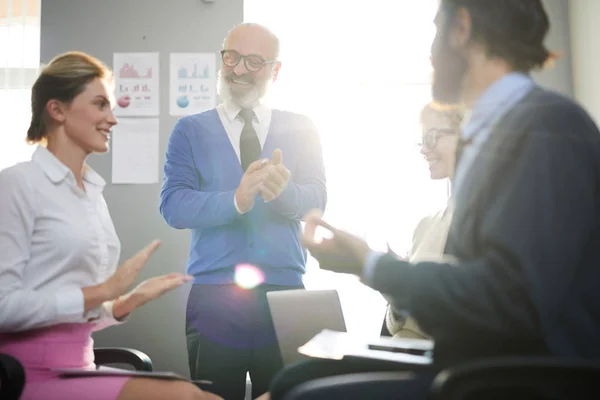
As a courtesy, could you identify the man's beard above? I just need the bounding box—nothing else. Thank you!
[217,69,271,108]
[431,35,468,105]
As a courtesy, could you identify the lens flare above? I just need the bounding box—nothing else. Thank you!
[234,264,264,289]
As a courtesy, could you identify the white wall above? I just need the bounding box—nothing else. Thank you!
[534,0,574,96]
[569,0,600,124]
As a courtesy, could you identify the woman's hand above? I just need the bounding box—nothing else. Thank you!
[101,240,162,300]
[83,240,161,314]
[112,273,192,319]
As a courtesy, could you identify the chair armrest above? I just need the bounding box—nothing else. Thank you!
[284,371,417,400]
[94,347,153,371]
[431,356,600,400]
[0,352,26,400]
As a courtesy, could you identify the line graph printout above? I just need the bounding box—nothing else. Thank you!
[113,52,160,116]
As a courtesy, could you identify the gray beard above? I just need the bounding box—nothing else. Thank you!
[217,70,271,108]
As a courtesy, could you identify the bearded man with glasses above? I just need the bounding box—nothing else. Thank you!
[160,23,327,400]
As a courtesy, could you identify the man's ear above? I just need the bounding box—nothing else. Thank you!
[272,61,282,82]
[449,7,472,50]
[45,99,67,124]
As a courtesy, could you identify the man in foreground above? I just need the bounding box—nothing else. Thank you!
[270,1,600,398]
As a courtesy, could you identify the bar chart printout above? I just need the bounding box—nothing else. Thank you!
[169,53,216,116]
[113,52,160,116]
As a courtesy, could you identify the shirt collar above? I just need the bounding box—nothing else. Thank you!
[32,145,106,188]
[222,99,270,124]
[83,165,106,187]
[463,72,534,139]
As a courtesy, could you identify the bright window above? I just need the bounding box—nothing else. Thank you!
[244,0,447,339]
[0,0,41,171]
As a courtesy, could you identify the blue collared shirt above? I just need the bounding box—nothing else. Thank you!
[452,72,535,199]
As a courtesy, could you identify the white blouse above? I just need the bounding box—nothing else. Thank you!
[0,146,123,333]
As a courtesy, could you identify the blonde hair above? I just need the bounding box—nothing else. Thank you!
[27,51,112,144]
[419,101,464,132]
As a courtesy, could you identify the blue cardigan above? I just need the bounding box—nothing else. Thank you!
[160,109,327,286]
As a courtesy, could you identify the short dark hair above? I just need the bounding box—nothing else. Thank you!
[441,0,555,72]
[27,51,112,144]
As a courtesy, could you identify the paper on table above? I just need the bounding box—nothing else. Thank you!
[111,118,160,184]
[298,329,433,365]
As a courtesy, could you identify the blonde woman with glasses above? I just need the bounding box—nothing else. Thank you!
[385,102,464,339]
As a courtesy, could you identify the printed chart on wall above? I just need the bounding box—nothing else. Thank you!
[111,118,159,184]
[113,52,160,116]
[169,53,216,116]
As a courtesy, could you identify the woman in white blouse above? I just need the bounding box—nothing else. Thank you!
[0,52,220,400]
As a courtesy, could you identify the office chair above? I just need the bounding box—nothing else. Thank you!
[0,348,152,400]
[283,371,419,400]
[430,356,600,400]
[94,347,153,371]
[0,352,25,400]
[282,357,600,400]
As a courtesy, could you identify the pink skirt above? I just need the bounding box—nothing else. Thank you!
[0,323,130,400]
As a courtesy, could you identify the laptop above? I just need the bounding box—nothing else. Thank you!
[267,289,347,365]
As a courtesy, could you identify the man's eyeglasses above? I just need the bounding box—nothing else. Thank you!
[417,128,456,149]
[220,50,278,73]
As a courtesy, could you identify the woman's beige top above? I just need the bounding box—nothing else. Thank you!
[385,204,456,339]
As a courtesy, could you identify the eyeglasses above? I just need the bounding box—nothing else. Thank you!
[417,128,456,149]
[220,50,278,72]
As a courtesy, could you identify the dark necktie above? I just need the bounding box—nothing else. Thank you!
[238,108,261,171]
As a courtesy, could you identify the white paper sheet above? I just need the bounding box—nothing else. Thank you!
[169,53,216,116]
[111,118,159,184]
[113,52,160,116]
[298,329,433,365]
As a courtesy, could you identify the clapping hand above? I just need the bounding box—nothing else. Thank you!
[113,273,192,318]
[101,240,193,319]
[260,149,291,202]
[235,159,272,213]
[101,240,162,299]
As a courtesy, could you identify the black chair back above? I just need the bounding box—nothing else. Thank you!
[0,353,26,400]
[94,347,153,371]
[430,357,600,400]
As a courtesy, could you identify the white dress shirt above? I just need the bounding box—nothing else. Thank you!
[217,100,272,213]
[216,99,272,162]
[0,146,123,333]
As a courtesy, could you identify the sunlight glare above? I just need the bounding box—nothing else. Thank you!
[234,264,265,289]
